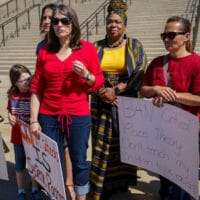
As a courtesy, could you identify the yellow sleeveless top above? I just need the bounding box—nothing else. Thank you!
[101,44,126,74]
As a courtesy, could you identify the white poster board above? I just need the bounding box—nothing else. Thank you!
[19,120,67,200]
[0,132,8,180]
[118,97,199,200]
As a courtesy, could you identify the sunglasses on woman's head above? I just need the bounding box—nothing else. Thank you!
[51,17,71,25]
[160,32,186,40]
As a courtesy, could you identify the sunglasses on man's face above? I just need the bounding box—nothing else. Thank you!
[51,17,71,26]
[160,32,186,40]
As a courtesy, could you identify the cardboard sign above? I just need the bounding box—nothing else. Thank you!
[19,120,67,200]
[118,97,199,200]
[0,132,8,180]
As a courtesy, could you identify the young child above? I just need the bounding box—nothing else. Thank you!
[7,64,41,200]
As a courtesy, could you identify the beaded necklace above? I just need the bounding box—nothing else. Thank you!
[107,38,124,48]
[105,34,126,48]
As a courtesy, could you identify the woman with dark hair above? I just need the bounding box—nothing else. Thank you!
[30,4,104,200]
[35,4,76,199]
[35,3,56,55]
[89,0,147,199]
[140,16,200,200]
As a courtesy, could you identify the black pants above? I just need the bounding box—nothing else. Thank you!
[159,176,192,200]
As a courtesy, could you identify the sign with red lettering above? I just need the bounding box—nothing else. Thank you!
[19,120,67,200]
[0,132,8,180]
[118,97,199,200]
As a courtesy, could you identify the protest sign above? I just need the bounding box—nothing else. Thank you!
[19,120,67,200]
[118,97,199,200]
[0,131,8,180]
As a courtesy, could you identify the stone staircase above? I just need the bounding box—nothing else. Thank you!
[0,0,105,74]
[193,1,200,53]
[88,0,200,63]
[0,0,199,75]
[0,0,57,23]
[0,2,199,199]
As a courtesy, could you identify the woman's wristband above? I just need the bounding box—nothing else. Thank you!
[30,121,39,125]
[84,72,93,81]
[84,72,95,85]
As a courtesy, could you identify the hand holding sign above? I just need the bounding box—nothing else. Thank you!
[0,132,8,180]
[19,120,68,200]
[118,97,199,200]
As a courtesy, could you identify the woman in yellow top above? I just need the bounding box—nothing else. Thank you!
[89,0,147,199]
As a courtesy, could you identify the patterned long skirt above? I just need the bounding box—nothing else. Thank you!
[89,75,137,200]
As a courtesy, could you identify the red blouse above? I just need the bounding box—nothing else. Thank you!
[31,40,104,116]
[143,52,200,120]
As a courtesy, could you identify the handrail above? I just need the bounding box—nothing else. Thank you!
[80,0,133,41]
[0,4,39,27]
[0,0,65,47]
[0,0,19,18]
[0,0,14,8]
[0,0,131,46]
[192,0,200,50]
[0,0,36,19]
[80,0,109,40]
[0,4,41,46]
[189,0,198,25]
[183,0,197,21]
[183,0,199,50]
[0,0,95,20]
[0,0,65,20]
[74,0,97,3]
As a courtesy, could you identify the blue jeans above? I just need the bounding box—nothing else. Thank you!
[14,144,26,172]
[39,114,91,195]
[39,114,65,171]
[67,115,91,195]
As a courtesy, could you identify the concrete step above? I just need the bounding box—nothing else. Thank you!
[0,0,199,71]
[0,0,106,74]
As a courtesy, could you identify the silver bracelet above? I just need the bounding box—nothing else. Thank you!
[30,121,39,125]
[84,72,92,81]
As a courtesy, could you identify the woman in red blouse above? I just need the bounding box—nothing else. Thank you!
[30,4,104,200]
[141,16,200,200]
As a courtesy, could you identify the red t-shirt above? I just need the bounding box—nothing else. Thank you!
[143,52,200,120]
[31,40,104,116]
[7,91,31,144]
